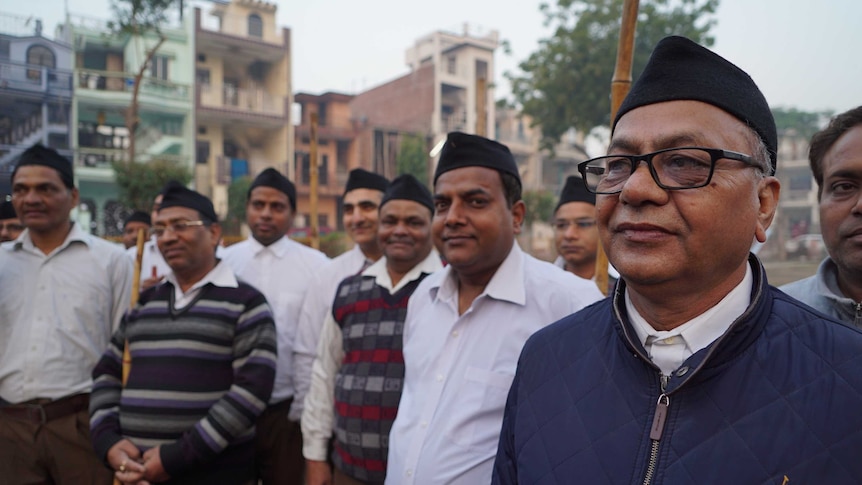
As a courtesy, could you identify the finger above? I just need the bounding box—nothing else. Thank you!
[151,266,157,278]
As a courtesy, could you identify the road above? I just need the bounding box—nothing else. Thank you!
[762,259,820,287]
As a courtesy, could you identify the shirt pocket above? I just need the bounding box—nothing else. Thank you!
[446,366,515,451]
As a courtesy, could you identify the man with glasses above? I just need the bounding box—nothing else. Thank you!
[0,200,24,242]
[552,175,617,292]
[90,182,277,484]
[494,36,862,484]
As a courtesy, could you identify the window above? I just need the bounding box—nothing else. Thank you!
[447,55,456,74]
[149,56,169,81]
[248,14,263,38]
[196,141,210,164]
[320,155,329,185]
[195,68,210,85]
[317,102,327,126]
[27,44,55,81]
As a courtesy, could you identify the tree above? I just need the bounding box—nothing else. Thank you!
[107,0,176,163]
[522,190,557,228]
[508,0,718,150]
[223,176,252,236]
[112,157,192,211]
[772,106,833,140]
[396,133,430,186]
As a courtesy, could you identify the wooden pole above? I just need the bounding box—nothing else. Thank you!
[595,0,640,296]
[309,112,320,250]
[475,77,487,137]
[115,227,145,484]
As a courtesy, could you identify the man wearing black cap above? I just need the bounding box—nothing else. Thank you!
[0,143,132,484]
[90,182,277,484]
[494,36,862,484]
[221,168,329,484]
[293,168,390,422]
[126,191,171,289]
[121,210,151,250]
[552,175,617,291]
[303,174,442,485]
[386,133,603,485]
[0,200,23,242]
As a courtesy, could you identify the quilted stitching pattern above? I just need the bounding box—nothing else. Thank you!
[494,286,862,485]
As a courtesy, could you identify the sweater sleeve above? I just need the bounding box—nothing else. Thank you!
[159,296,277,477]
[89,317,129,461]
[301,311,345,460]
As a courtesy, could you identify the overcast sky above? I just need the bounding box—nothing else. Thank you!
[6,0,861,115]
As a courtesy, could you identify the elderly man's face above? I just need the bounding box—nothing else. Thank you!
[818,125,862,282]
[598,100,778,296]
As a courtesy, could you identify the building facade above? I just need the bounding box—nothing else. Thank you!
[59,12,194,235]
[194,0,293,218]
[0,14,73,200]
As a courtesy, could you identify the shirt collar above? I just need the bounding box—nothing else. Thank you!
[363,249,443,293]
[247,235,291,258]
[13,222,91,255]
[165,259,239,295]
[629,263,754,354]
[432,242,527,307]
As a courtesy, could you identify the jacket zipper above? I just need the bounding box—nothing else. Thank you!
[642,376,670,485]
[854,302,862,328]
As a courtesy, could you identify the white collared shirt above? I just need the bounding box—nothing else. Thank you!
[386,243,604,485]
[292,245,375,421]
[628,264,754,376]
[165,258,239,309]
[222,236,330,404]
[126,235,171,285]
[0,223,133,402]
[302,250,443,461]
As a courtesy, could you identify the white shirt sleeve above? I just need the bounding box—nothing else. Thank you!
[301,310,345,461]
[292,275,330,419]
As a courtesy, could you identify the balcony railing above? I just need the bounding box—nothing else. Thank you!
[0,61,74,96]
[77,69,190,100]
[198,83,285,117]
[75,146,188,169]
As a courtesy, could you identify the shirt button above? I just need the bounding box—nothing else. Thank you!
[406,469,413,477]
[421,421,428,428]
[452,330,459,337]
[676,366,689,377]
[436,374,444,382]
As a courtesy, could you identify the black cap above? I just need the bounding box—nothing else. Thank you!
[123,210,151,228]
[555,176,595,212]
[12,143,74,188]
[158,182,218,222]
[381,174,434,213]
[248,168,296,210]
[0,200,17,220]
[613,36,777,174]
[434,132,521,187]
[344,168,389,196]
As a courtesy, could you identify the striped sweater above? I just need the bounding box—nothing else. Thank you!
[90,281,277,484]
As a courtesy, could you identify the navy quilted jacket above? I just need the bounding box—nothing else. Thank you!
[494,255,862,484]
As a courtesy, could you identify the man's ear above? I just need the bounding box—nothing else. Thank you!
[512,200,526,235]
[754,176,781,243]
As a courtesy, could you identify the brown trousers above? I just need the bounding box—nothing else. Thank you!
[255,398,304,485]
[0,408,113,485]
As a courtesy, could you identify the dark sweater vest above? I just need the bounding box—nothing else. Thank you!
[330,272,428,484]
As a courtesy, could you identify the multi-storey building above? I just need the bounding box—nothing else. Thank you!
[59,12,195,235]
[293,91,356,231]
[194,0,292,218]
[0,14,73,199]
[347,25,498,179]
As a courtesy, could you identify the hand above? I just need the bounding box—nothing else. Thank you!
[305,460,333,485]
[141,446,171,482]
[107,439,147,484]
[141,275,164,291]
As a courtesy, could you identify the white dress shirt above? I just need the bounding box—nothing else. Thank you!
[302,250,443,461]
[386,243,604,485]
[629,263,753,376]
[164,258,239,309]
[222,236,330,407]
[292,244,374,421]
[126,235,171,285]
[0,223,133,403]
[553,254,621,279]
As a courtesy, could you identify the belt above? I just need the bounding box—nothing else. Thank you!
[0,393,90,425]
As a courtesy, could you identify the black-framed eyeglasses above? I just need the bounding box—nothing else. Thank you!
[552,219,597,231]
[577,147,762,195]
[150,220,206,238]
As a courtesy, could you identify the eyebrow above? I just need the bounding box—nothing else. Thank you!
[825,168,862,181]
[609,133,705,153]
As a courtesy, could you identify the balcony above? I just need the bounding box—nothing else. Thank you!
[0,61,73,98]
[76,69,191,112]
[75,146,188,170]
[197,83,286,125]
